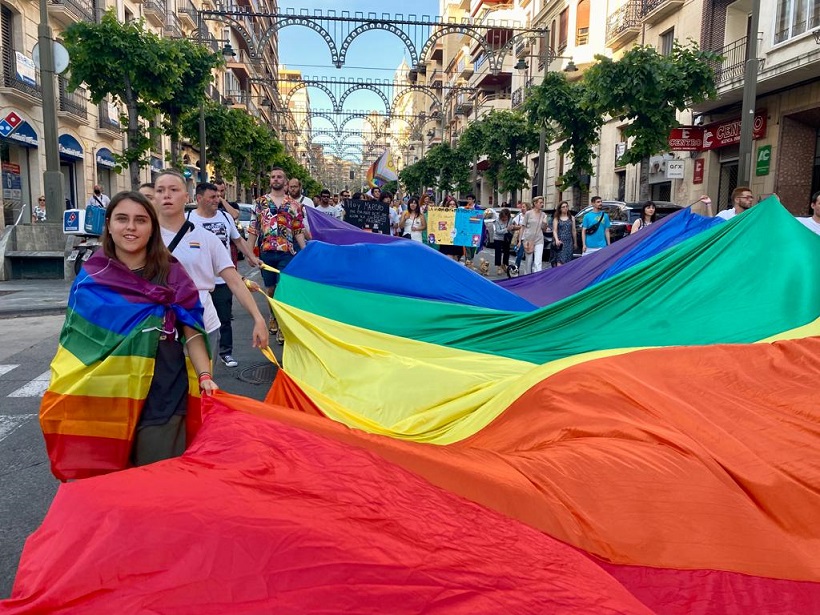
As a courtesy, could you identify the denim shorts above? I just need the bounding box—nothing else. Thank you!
[260,250,294,288]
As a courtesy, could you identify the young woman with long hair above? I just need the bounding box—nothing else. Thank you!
[551,201,576,266]
[399,196,427,241]
[631,201,657,233]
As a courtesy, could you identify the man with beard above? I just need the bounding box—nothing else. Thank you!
[716,186,755,221]
[248,167,307,343]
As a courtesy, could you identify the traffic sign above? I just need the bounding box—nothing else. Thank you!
[0,119,14,138]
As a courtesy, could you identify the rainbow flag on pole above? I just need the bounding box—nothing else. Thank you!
[366,148,398,188]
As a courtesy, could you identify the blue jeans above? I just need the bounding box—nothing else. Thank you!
[515,243,525,269]
[260,250,294,289]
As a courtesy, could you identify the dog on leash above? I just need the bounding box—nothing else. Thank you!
[478,258,490,276]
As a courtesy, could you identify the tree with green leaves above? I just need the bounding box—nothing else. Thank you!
[64,11,188,188]
[156,40,223,168]
[523,72,602,194]
[584,42,719,166]
[399,157,436,196]
[425,143,471,196]
[458,111,538,205]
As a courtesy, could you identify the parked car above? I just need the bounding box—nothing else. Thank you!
[571,200,682,254]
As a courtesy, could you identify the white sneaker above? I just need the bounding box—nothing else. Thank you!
[220,354,238,368]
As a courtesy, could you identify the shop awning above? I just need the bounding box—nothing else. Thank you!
[95,148,116,169]
[58,134,83,160]
[6,121,38,148]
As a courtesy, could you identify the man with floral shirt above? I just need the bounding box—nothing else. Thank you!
[248,167,307,342]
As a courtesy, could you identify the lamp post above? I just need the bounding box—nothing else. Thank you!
[199,42,236,183]
[515,53,577,198]
[38,0,65,221]
[737,0,760,185]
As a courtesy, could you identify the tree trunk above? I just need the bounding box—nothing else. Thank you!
[127,101,141,190]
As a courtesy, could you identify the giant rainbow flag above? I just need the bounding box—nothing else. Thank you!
[3,197,819,613]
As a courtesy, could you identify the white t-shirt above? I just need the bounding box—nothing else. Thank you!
[297,196,315,208]
[161,224,233,333]
[715,208,736,221]
[316,204,344,220]
[797,216,820,235]
[86,193,110,208]
[186,209,240,285]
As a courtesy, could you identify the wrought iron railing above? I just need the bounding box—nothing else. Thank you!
[48,0,94,22]
[710,36,747,84]
[58,76,87,119]
[606,0,641,42]
[98,98,120,130]
[143,0,167,21]
[164,13,183,38]
[0,47,41,98]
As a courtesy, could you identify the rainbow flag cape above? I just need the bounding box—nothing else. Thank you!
[38,252,205,481]
[4,197,819,612]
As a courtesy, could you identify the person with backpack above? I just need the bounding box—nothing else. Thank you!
[581,196,611,256]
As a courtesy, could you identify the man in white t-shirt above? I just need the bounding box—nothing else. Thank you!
[797,190,820,235]
[86,184,110,209]
[716,186,754,220]
[189,182,261,368]
[315,189,344,220]
[153,170,268,368]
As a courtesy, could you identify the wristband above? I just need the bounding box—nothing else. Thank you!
[198,372,212,384]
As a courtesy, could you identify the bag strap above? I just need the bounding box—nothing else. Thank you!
[168,220,194,253]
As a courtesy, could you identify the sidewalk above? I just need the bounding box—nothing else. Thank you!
[0,279,71,318]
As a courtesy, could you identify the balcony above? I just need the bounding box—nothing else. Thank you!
[640,0,684,26]
[469,53,512,89]
[472,91,511,119]
[606,0,641,51]
[457,57,473,79]
[164,13,183,39]
[47,0,94,26]
[226,48,255,79]
[206,83,226,105]
[710,36,747,87]
[428,69,443,88]
[455,92,475,116]
[58,76,87,123]
[177,0,198,29]
[0,47,41,104]
[515,39,532,59]
[98,99,122,137]
[143,0,167,27]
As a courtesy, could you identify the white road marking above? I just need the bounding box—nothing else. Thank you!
[0,365,19,377]
[0,414,37,443]
[7,370,52,398]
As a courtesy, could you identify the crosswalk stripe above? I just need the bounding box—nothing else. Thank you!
[7,370,52,398]
[0,364,19,377]
[0,413,37,443]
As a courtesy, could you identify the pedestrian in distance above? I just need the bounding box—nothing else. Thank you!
[630,201,657,234]
[86,184,110,209]
[32,195,47,223]
[490,208,513,275]
[551,201,576,266]
[581,196,611,255]
[521,196,548,274]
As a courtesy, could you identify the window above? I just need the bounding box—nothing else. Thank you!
[660,28,674,56]
[576,0,590,46]
[775,0,820,43]
[558,9,568,51]
[549,19,556,56]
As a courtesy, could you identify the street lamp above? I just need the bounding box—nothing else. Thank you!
[516,53,578,198]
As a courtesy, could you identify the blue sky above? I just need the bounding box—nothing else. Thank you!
[278,1,440,161]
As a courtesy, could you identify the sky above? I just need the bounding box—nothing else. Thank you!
[277,1,440,163]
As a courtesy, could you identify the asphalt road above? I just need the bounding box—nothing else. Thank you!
[0,271,278,599]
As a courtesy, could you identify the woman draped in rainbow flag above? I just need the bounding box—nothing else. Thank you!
[38,191,214,481]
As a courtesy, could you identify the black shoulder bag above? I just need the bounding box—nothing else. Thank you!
[586,212,605,235]
[168,220,194,253]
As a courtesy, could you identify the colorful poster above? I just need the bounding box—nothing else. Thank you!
[426,207,456,246]
[426,207,484,247]
[454,207,484,247]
